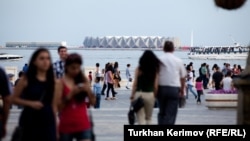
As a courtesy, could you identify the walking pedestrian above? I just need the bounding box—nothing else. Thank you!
[94,63,101,79]
[14,71,24,86]
[88,71,93,85]
[113,62,120,88]
[58,53,96,141]
[186,66,198,99]
[195,76,203,104]
[22,63,28,73]
[101,63,110,95]
[105,64,117,100]
[157,41,187,125]
[200,63,209,89]
[53,46,68,79]
[126,64,131,89]
[11,48,61,141]
[0,67,11,141]
[93,77,102,109]
[212,66,224,90]
[130,50,160,124]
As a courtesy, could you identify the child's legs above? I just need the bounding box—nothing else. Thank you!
[95,94,101,108]
[197,90,202,102]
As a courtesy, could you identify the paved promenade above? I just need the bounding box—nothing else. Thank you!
[3,87,237,141]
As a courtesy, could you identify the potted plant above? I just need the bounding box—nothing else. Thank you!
[204,89,238,108]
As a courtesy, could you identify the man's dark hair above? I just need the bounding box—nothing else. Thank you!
[127,64,130,67]
[96,63,100,67]
[163,41,174,52]
[226,71,232,77]
[57,46,67,53]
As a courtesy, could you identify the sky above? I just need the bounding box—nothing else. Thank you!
[0,0,249,47]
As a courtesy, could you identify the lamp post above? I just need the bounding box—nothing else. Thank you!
[233,47,250,124]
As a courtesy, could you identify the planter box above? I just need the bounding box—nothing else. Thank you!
[205,94,238,108]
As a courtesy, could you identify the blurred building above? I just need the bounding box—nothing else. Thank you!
[5,41,67,48]
[83,36,181,48]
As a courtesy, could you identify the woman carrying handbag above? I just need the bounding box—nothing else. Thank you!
[130,50,161,125]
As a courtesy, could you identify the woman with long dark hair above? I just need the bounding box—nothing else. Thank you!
[113,61,120,88]
[130,50,161,124]
[58,53,95,141]
[12,47,61,141]
[105,64,117,100]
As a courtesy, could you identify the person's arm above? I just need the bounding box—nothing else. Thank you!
[154,73,159,97]
[130,67,138,100]
[180,77,186,97]
[230,80,234,90]
[52,79,62,140]
[180,64,187,97]
[11,76,44,110]
[108,71,115,83]
[1,95,10,138]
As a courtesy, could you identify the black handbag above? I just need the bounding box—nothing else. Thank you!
[131,96,144,112]
[129,77,133,82]
[128,105,135,125]
[11,126,23,141]
[179,96,186,108]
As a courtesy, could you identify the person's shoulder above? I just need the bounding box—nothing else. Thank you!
[0,67,5,74]
[172,55,183,63]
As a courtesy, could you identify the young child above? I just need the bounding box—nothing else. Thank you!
[93,77,102,109]
[88,71,93,85]
[195,76,203,104]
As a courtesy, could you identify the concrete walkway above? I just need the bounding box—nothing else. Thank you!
[3,87,237,141]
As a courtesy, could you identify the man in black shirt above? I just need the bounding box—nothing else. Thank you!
[212,66,224,90]
[0,67,11,140]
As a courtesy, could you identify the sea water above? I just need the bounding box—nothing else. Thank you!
[0,48,246,79]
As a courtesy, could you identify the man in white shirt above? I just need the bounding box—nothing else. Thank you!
[221,71,233,91]
[157,41,187,125]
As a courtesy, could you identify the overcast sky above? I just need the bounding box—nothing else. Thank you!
[0,0,249,46]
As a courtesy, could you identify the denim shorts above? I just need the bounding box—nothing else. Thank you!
[60,129,92,141]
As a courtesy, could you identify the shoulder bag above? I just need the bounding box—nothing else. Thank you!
[128,105,135,125]
[131,96,144,112]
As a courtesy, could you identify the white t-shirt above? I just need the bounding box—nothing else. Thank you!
[222,77,232,91]
[187,71,194,86]
[158,52,187,87]
[95,68,101,78]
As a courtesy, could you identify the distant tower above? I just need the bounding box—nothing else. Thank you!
[191,30,194,47]
[61,41,67,46]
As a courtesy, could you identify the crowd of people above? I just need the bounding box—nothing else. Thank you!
[183,59,243,104]
[0,40,245,141]
[0,46,96,141]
